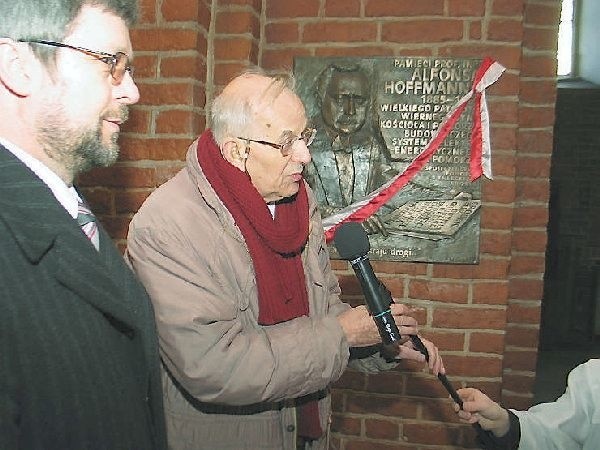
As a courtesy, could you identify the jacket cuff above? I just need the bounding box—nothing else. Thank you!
[478,409,520,450]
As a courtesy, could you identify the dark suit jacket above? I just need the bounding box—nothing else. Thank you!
[0,145,167,449]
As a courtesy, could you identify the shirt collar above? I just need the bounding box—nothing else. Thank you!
[0,138,80,219]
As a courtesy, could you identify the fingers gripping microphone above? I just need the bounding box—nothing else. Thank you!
[333,222,496,447]
[334,222,430,359]
[333,222,402,359]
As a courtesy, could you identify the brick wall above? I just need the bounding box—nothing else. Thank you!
[501,0,558,412]
[79,0,560,448]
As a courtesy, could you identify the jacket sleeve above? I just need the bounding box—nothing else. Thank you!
[511,359,600,450]
[126,205,351,406]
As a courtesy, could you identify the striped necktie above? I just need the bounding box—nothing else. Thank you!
[77,198,99,250]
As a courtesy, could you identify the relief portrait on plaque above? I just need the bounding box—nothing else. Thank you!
[302,63,396,236]
[294,56,493,264]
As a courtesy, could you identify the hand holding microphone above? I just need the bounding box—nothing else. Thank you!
[333,221,415,356]
[333,222,496,447]
[333,222,442,370]
[336,303,420,350]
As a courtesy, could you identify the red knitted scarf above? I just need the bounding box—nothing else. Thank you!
[196,129,310,325]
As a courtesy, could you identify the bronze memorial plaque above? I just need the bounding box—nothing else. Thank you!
[294,56,483,263]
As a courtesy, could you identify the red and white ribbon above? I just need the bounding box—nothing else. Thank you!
[323,57,505,242]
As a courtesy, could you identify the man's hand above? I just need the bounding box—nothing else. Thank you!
[337,303,417,348]
[454,388,510,437]
[396,336,445,376]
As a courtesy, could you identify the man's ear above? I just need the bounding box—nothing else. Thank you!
[0,39,35,97]
[220,137,247,171]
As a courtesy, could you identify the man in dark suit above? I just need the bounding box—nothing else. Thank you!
[0,1,167,448]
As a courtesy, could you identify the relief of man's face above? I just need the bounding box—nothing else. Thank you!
[321,70,369,136]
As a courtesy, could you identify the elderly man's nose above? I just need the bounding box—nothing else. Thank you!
[292,140,312,165]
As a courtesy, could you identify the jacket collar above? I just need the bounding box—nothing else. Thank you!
[186,138,244,240]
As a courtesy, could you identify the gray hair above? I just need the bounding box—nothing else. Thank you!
[210,67,296,147]
[0,0,138,64]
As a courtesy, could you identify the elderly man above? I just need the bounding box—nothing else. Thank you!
[0,1,166,448]
[127,69,444,450]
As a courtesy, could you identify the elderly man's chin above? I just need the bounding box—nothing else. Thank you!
[282,183,301,201]
[267,184,300,204]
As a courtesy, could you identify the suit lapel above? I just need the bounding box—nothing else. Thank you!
[0,146,139,333]
[52,233,140,334]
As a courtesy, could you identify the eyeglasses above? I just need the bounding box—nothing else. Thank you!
[238,127,316,157]
[20,39,133,85]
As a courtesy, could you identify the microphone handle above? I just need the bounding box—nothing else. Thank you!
[349,257,403,347]
[409,334,497,447]
[348,254,498,447]
[369,280,497,446]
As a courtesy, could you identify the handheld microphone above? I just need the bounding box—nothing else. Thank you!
[333,222,496,447]
[333,221,402,359]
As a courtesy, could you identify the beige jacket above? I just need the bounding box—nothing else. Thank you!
[127,139,390,449]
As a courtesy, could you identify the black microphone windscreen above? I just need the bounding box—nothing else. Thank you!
[333,222,370,260]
